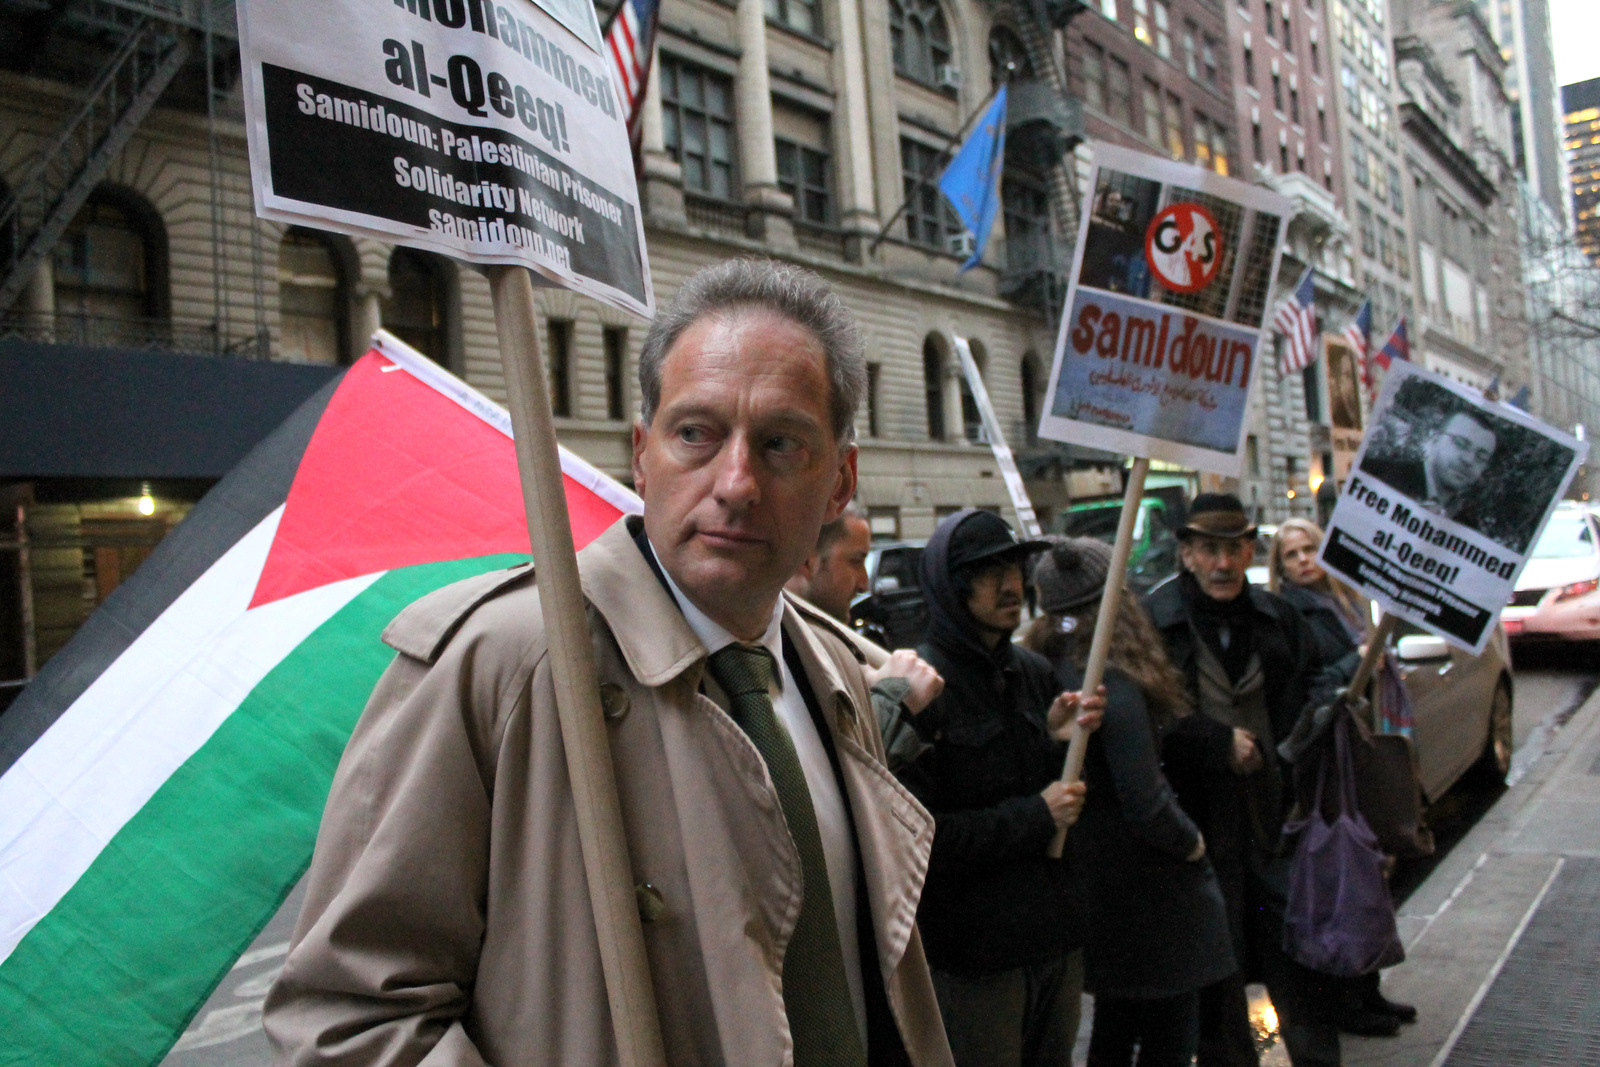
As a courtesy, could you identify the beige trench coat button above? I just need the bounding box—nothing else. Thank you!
[599,683,630,721]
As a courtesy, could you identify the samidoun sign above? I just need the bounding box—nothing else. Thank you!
[236,0,652,319]
[1038,143,1290,474]
[1319,361,1585,654]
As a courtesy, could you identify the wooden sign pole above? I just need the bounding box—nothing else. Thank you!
[1047,456,1150,859]
[1347,612,1398,699]
[488,265,667,1067]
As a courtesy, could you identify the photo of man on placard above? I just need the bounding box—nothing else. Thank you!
[1357,376,1576,553]
[1327,342,1363,433]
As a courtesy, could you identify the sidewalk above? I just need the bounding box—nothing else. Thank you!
[1345,676,1600,1066]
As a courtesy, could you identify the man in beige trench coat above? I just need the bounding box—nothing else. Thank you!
[265,260,1048,1067]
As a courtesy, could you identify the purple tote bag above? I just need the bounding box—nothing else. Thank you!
[1283,713,1404,977]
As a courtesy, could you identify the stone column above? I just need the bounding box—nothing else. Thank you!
[831,0,879,260]
[858,0,904,232]
[735,0,797,247]
[21,261,54,342]
[943,364,965,444]
[357,291,383,352]
[640,48,687,225]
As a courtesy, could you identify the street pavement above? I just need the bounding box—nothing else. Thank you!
[1343,658,1600,1066]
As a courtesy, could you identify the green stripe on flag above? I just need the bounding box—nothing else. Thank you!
[0,554,529,1067]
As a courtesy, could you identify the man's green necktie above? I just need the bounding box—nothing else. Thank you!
[706,644,867,1067]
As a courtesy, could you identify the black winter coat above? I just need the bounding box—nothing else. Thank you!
[1276,582,1362,686]
[1053,659,1236,1000]
[899,512,1084,976]
[1143,576,1336,967]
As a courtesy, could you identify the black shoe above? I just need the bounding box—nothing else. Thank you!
[1365,990,1418,1023]
[1337,1008,1401,1037]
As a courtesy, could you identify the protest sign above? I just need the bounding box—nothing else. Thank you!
[1037,143,1290,475]
[237,0,651,319]
[1320,361,1586,654]
[953,337,1042,537]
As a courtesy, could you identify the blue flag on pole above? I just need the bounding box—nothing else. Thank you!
[939,86,1008,272]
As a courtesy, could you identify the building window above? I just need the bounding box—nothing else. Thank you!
[1142,79,1163,145]
[988,25,1034,84]
[890,0,953,84]
[1272,72,1284,113]
[1202,37,1219,85]
[1388,164,1404,216]
[384,248,450,367]
[1351,136,1368,187]
[1252,120,1264,161]
[1358,202,1375,256]
[776,140,832,224]
[1195,115,1227,174]
[1243,44,1255,86]
[278,229,348,366]
[1297,143,1306,171]
[902,138,958,248]
[603,325,627,419]
[1132,0,1151,45]
[1247,434,1261,476]
[1318,100,1327,140]
[1154,0,1172,57]
[547,318,573,417]
[53,198,156,328]
[1279,139,1289,171]
[1377,218,1392,268]
[1394,228,1410,279]
[924,340,946,441]
[1021,354,1042,444]
[1082,43,1106,112]
[1310,36,1320,73]
[868,506,902,539]
[765,0,820,36]
[1099,0,1118,20]
[866,363,881,437]
[1107,56,1133,125]
[661,57,736,199]
[1290,86,1300,123]
[1281,6,1290,43]
[1264,0,1275,37]
[1165,91,1186,158]
[1183,22,1198,77]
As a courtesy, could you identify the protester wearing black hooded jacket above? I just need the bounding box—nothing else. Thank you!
[898,510,1094,1067]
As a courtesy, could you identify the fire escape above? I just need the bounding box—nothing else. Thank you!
[0,0,253,353]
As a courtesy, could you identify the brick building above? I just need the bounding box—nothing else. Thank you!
[1565,77,1600,267]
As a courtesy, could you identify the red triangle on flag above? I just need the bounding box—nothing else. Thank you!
[249,350,631,608]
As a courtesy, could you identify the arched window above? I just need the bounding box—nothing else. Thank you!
[961,341,986,443]
[923,339,947,441]
[988,26,1033,86]
[1021,352,1042,444]
[278,229,350,365]
[383,248,453,367]
[53,192,167,342]
[890,0,952,84]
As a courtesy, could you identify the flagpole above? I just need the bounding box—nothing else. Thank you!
[487,265,668,1067]
[868,82,1004,255]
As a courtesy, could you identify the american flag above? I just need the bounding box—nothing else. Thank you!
[1272,267,1319,374]
[602,0,659,149]
[1343,299,1372,365]
[1373,317,1409,371]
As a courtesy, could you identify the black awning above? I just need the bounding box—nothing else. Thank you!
[0,341,344,479]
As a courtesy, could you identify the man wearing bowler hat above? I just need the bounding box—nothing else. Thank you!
[1143,494,1341,1067]
[898,509,1103,1067]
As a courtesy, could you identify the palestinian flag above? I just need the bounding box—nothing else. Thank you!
[0,333,640,1065]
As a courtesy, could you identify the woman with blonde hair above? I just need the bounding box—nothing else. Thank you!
[1267,518,1418,1035]
[1024,538,1234,1067]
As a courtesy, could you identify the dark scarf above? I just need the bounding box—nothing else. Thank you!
[1179,570,1256,684]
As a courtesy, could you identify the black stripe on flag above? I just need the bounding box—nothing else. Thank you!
[0,375,344,776]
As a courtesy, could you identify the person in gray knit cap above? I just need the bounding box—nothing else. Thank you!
[1024,538,1234,1067]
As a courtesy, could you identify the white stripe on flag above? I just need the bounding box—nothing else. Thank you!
[0,508,379,963]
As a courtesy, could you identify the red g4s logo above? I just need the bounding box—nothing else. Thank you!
[1144,202,1222,294]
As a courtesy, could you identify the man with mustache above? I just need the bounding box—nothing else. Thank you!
[1144,494,1341,1066]
[898,509,1101,1067]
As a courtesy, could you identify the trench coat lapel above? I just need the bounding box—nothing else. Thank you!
[780,600,935,983]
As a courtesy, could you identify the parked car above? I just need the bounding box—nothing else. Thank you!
[1391,624,1515,798]
[850,540,927,650]
[1501,502,1600,645]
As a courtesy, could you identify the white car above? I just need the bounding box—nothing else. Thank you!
[1501,502,1600,644]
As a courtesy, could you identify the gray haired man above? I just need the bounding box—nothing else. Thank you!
[266,261,955,1067]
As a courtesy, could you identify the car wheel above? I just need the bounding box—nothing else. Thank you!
[1473,679,1514,787]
